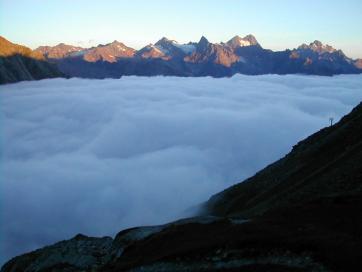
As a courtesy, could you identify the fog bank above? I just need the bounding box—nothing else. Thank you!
[1,74,362,265]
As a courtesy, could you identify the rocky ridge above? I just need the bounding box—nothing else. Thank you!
[35,34,362,78]
[2,35,362,84]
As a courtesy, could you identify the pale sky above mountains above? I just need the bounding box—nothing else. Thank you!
[1,0,361,58]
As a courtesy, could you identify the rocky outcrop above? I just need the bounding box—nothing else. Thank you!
[1,234,113,272]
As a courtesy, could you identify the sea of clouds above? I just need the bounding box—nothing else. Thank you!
[1,74,362,265]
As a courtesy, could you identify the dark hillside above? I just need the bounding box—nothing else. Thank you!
[0,36,63,84]
[205,102,362,218]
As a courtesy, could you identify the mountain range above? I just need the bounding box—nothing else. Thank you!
[1,35,361,84]
[2,101,362,271]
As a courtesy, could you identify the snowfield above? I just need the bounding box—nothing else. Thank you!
[1,74,362,265]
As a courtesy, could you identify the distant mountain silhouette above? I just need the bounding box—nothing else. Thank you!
[36,35,361,78]
[1,35,362,84]
[0,36,63,84]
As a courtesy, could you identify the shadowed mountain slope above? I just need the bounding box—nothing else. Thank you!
[205,102,362,217]
[102,102,362,272]
[0,37,63,84]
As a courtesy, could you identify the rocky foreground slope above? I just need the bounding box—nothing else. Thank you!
[2,103,362,271]
[0,37,63,84]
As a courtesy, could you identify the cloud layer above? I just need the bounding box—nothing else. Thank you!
[1,75,362,265]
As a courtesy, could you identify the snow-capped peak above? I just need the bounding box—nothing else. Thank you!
[227,34,258,48]
[154,37,196,55]
[173,43,196,54]
[157,37,178,44]
[144,44,167,54]
[298,40,337,54]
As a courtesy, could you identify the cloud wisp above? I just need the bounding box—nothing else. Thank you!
[1,74,362,265]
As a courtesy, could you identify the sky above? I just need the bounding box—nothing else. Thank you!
[0,0,362,58]
[1,74,362,265]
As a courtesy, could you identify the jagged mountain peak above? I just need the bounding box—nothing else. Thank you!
[143,43,163,51]
[36,42,83,52]
[81,40,135,62]
[34,43,83,60]
[199,36,209,44]
[156,37,176,43]
[227,35,242,43]
[153,37,194,58]
[96,40,121,47]
[298,40,337,54]
[103,40,129,49]
[243,34,258,44]
[136,43,168,59]
[155,37,179,47]
[109,40,123,45]
[311,40,323,47]
[155,37,169,45]
[196,36,210,51]
[50,43,84,51]
[53,43,70,48]
[227,34,259,48]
